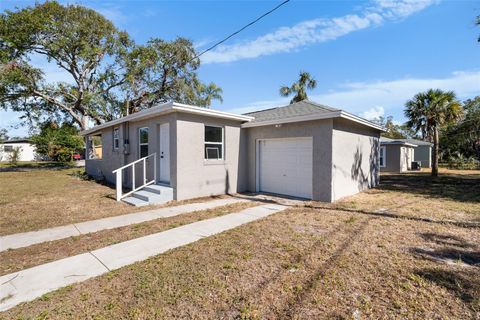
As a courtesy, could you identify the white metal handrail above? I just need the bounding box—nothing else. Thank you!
[112,153,157,201]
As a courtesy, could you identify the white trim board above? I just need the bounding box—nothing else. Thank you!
[81,102,254,136]
[242,110,384,131]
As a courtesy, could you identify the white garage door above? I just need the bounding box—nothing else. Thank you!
[257,137,313,199]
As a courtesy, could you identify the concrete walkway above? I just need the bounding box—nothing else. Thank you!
[0,198,246,252]
[0,203,286,312]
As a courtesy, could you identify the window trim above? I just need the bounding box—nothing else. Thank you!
[379,146,386,168]
[204,125,224,161]
[113,127,120,151]
[138,127,149,158]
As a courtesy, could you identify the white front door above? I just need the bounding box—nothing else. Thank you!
[159,123,170,183]
[257,137,313,199]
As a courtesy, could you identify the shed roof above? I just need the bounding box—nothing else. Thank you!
[380,137,432,147]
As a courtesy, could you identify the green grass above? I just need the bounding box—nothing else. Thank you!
[0,161,68,169]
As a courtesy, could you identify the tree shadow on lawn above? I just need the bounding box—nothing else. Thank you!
[379,172,480,203]
[411,232,480,312]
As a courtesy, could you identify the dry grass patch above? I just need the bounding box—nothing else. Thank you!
[2,206,478,319]
[327,169,480,223]
[0,168,230,235]
[0,201,257,276]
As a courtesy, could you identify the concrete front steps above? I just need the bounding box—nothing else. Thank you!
[122,184,173,207]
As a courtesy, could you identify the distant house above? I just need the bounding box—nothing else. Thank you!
[401,138,433,168]
[380,137,433,172]
[0,139,37,162]
[81,100,384,206]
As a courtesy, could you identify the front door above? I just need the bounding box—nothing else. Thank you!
[159,123,170,183]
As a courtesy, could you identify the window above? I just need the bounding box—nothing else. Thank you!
[139,127,149,158]
[113,127,120,150]
[379,146,386,167]
[204,126,223,160]
[3,145,13,152]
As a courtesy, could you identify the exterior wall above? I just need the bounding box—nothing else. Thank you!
[85,127,124,183]
[381,144,401,172]
[0,143,37,162]
[242,119,334,202]
[175,113,242,200]
[380,144,415,173]
[85,114,177,188]
[414,145,432,168]
[331,118,380,201]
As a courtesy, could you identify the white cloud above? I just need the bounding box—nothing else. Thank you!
[202,0,437,64]
[227,70,480,119]
[361,106,385,120]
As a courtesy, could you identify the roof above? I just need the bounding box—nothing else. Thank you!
[1,139,31,144]
[241,100,384,131]
[380,137,432,147]
[380,137,417,147]
[80,102,254,136]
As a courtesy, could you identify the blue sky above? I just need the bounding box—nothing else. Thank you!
[1,0,479,136]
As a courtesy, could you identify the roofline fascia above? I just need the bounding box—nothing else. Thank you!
[338,111,385,131]
[241,111,343,128]
[241,110,385,131]
[381,142,418,147]
[80,102,253,136]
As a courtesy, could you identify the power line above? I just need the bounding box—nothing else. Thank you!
[193,0,291,60]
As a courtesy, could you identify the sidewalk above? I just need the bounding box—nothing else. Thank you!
[0,203,286,312]
[0,198,247,251]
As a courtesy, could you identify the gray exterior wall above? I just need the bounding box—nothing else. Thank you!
[414,145,432,168]
[331,118,380,201]
[86,113,381,203]
[175,113,242,201]
[85,114,177,190]
[85,112,242,201]
[240,119,334,202]
[381,144,415,173]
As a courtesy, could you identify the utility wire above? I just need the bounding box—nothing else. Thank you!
[193,0,291,60]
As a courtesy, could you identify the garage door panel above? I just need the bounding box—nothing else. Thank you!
[258,138,312,199]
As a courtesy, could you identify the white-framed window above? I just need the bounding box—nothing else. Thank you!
[3,145,13,152]
[139,127,149,158]
[113,127,120,150]
[204,125,223,160]
[379,146,386,167]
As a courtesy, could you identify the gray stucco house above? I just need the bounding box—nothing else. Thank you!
[81,100,383,206]
[380,137,433,173]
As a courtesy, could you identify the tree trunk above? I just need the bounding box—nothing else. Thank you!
[432,126,439,177]
[80,116,89,131]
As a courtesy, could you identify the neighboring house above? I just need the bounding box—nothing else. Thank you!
[379,137,417,173]
[402,138,433,168]
[0,139,37,162]
[81,100,383,206]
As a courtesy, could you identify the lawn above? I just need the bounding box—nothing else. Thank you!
[0,168,225,236]
[1,169,479,319]
[0,161,66,169]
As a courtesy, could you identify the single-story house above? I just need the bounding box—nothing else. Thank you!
[81,100,384,206]
[380,137,433,172]
[0,139,37,162]
[379,137,417,173]
[400,138,432,168]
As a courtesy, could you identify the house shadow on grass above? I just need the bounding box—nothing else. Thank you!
[379,172,480,203]
[411,232,480,312]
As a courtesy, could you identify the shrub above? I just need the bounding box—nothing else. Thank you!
[7,147,22,165]
[31,121,84,162]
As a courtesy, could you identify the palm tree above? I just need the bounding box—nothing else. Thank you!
[279,71,317,104]
[404,89,463,176]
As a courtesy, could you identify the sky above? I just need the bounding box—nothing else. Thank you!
[1,0,479,137]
